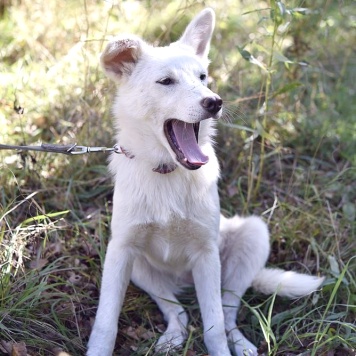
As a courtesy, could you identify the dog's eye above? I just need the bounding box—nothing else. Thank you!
[200,73,207,81]
[157,77,174,85]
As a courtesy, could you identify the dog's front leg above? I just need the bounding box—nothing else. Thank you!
[87,236,135,356]
[193,245,231,356]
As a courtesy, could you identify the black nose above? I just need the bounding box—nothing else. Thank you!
[201,95,223,115]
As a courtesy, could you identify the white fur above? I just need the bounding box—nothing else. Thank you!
[87,8,324,356]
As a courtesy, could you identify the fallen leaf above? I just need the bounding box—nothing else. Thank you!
[123,326,139,340]
[52,348,73,356]
[186,350,197,356]
[140,328,155,340]
[29,258,48,270]
[11,342,27,356]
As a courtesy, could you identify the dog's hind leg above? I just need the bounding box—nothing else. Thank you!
[131,258,189,352]
[219,215,270,356]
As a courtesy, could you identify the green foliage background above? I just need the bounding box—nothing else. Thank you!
[0,1,355,355]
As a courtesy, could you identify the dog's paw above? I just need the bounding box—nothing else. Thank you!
[233,345,258,356]
[227,328,258,356]
[155,330,186,353]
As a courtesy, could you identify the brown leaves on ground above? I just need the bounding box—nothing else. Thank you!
[122,325,155,341]
[0,341,73,356]
[0,341,27,356]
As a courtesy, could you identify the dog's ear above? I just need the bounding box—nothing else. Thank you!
[177,8,215,58]
[100,36,144,81]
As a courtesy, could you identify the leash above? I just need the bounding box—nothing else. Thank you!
[0,143,123,155]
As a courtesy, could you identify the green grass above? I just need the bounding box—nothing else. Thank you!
[0,1,355,355]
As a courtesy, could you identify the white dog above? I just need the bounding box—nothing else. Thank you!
[87,8,324,356]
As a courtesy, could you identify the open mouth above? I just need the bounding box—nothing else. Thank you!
[164,119,209,170]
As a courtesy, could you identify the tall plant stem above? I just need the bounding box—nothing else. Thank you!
[253,2,278,198]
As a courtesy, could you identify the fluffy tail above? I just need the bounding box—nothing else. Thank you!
[252,268,325,298]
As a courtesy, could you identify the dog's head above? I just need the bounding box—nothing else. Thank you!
[101,8,222,171]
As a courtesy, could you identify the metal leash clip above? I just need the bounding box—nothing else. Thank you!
[69,145,112,155]
[70,144,123,154]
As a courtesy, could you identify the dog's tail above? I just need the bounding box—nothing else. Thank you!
[252,268,324,298]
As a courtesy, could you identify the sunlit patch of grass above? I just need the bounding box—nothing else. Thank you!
[0,192,112,354]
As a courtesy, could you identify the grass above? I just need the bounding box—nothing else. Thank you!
[0,0,355,355]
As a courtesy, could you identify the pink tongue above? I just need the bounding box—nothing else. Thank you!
[172,121,209,166]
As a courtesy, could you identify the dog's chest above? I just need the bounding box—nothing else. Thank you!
[134,218,216,274]
[111,155,221,273]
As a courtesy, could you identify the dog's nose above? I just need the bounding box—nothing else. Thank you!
[201,95,223,115]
